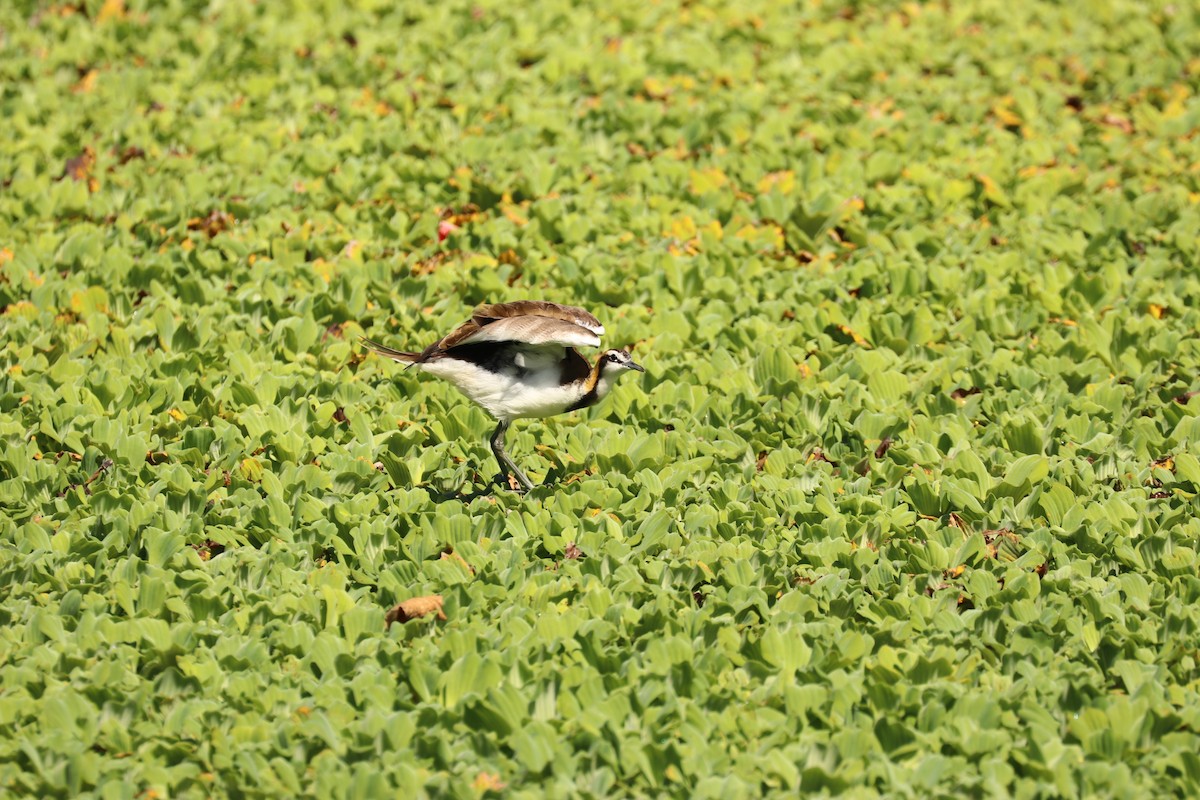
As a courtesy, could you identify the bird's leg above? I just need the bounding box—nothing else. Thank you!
[490,420,535,492]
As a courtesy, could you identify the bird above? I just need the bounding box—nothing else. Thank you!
[361,300,644,492]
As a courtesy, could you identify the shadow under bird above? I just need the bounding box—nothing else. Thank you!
[361,300,644,491]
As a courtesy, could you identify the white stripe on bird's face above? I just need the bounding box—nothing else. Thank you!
[599,349,645,375]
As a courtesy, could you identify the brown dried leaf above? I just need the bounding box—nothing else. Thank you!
[64,147,96,182]
[116,145,145,166]
[187,210,234,239]
[1100,113,1133,134]
[411,250,453,276]
[190,539,226,561]
[983,528,1019,559]
[874,437,893,459]
[809,448,838,467]
[385,595,446,628]
[1152,455,1175,472]
[564,542,583,560]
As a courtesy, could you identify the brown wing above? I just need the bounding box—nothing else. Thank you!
[452,316,601,348]
[560,347,591,384]
[471,301,604,335]
[436,300,604,351]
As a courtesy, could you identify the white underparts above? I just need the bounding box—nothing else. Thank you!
[417,358,609,423]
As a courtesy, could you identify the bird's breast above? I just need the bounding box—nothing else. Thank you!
[417,358,590,422]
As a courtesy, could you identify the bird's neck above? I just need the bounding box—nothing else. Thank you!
[568,360,613,411]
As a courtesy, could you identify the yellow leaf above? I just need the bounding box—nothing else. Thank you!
[991,97,1022,127]
[642,77,669,99]
[69,287,109,315]
[699,219,723,241]
[460,253,499,269]
[839,325,872,347]
[168,408,186,422]
[667,215,698,241]
[973,173,1010,206]
[313,258,336,284]
[500,194,529,227]
[1148,303,1167,319]
[735,223,784,250]
[71,69,98,94]
[239,458,263,481]
[97,0,126,22]
[352,87,375,109]
[765,224,784,250]
[473,773,507,792]
[5,301,38,319]
[688,167,728,195]
[0,247,13,264]
[756,170,795,194]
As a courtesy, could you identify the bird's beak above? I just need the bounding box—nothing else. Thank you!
[628,359,645,373]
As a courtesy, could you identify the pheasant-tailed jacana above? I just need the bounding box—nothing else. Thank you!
[362,301,644,491]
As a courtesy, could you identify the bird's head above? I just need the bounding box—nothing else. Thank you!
[598,349,645,377]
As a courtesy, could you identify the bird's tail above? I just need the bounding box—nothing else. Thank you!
[360,336,422,365]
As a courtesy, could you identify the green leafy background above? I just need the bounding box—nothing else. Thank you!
[3,0,1200,796]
